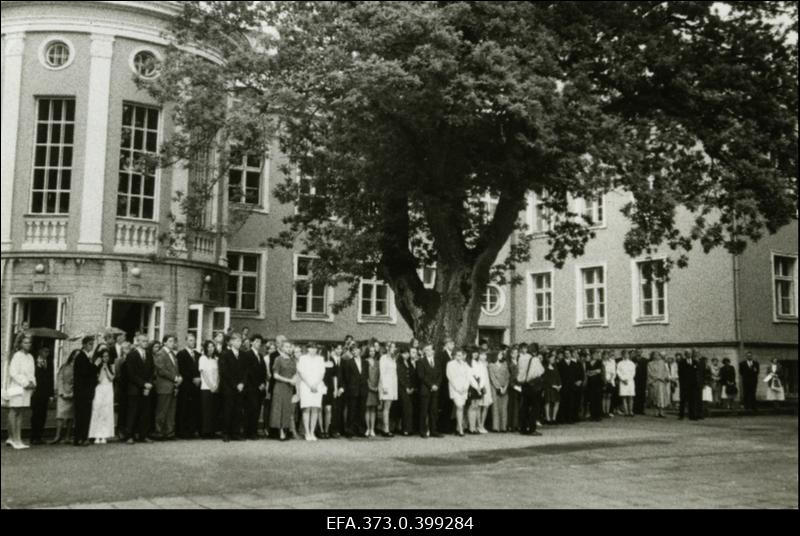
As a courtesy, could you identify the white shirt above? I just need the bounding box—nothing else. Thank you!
[198,355,219,392]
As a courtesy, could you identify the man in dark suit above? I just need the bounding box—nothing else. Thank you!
[219,332,245,441]
[242,334,267,439]
[557,349,581,424]
[329,343,345,438]
[176,333,201,439]
[30,347,54,445]
[73,336,100,446]
[739,351,760,411]
[397,346,418,436]
[634,349,649,415]
[435,338,455,434]
[125,333,154,443]
[153,334,181,440]
[341,346,369,437]
[678,351,701,420]
[417,343,443,438]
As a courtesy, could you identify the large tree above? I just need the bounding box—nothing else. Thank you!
[145,1,798,346]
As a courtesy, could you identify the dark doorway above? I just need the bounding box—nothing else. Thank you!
[110,301,150,342]
[478,328,506,352]
[21,298,58,387]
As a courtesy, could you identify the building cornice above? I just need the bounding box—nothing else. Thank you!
[2,251,230,274]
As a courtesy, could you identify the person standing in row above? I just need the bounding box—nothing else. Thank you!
[585,351,605,422]
[719,357,737,410]
[270,340,297,441]
[379,345,398,437]
[88,348,115,444]
[125,334,154,444]
[667,354,681,410]
[602,351,616,418]
[616,352,636,417]
[647,352,671,418]
[198,340,220,438]
[507,346,520,431]
[176,334,202,439]
[242,334,267,440]
[557,350,581,424]
[474,350,493,433]
[297,342,326,441]
[633,351,648,415]
[50,349,76,444]
[321,344,342,438]
[29,347,53,445]
[73,336,101,446]
[342,345,368,437]
[364,346,380,438]
[446,349,474,437]
[739,352,760,412]
[542,353,561,424]
[517,345,544,436]
[417,344,443,438]
[436,338,455,434]
[153,335,181,441]
[396,347,417,436]
[678,351,701,420]
[488,350,510,432]
[5,335,36,449]
[114,339,131,440]
[219,333,245,442]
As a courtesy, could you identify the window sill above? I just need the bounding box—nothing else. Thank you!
[230,203,269,215]
[291,313,334,323]
[577,320,608,328]
[230,310,263,319]
[24,213,69,218]
[633,317,669,326]
[527,322,554,330]
[357,316,397,325]
[773,316,798,324]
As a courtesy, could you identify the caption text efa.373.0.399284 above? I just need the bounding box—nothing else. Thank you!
[326,517,474,531]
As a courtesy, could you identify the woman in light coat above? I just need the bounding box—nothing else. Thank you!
[764,358,786,406]
[616,353,636,417]
[5,335,36,449]
[446,349,476,436]
[297,343,326,442]
[488,350,510,432]
[50,349,77,444]
[378,345,398,437]
[647,352,671,418]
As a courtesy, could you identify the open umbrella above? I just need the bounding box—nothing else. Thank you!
[104,326,126,336]
[25,327,69,340]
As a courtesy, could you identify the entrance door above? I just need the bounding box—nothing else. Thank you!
[477,328,506,352]
[8,297,61,384]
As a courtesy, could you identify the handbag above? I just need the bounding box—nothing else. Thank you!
[702,385,713,402]
[725,384,738,396]
[467,386,482,401]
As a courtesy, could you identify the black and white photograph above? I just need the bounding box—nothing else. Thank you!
[0,0,797,513]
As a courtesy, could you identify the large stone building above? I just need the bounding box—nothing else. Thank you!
[2,1,797,400]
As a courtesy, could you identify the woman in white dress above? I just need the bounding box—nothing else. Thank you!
[378,344,398,437]
[476,351,494,433]
[4,335,36,449]
[616,354,636,417]
[88,348,115,444]
[446,349,475,436]
[198,340,220,438]
[297,343,326,441]
[764,359,786,405]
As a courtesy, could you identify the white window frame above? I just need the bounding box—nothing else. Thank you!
[573,193,606,229]
[526,269,554,329]
[226,250,263,314]
[631,257,669,325]
[417,264,437,289]
[291,253,334,322]
[526,191,554,236]
[771,252,798,323]
[30,97,75,215]
[149,301,165,342]
[188,304,204,351]
[226,249,268,319]
[228,151,269,212]
[575,262,608,327]
[357,278,397,324]
[129,47,162,80]
[212,306,231,338]
[116,102,162,221]
[481,283,506,316]
[38,36,75,71]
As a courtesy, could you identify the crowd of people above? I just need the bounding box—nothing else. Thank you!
[2,328,789,450]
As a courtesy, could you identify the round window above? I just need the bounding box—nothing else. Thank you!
[482,284,504,315]
[132,50,159,78]
[44,41,71,68]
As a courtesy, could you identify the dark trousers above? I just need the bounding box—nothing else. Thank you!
[125,393,151,440]
[30,394,49,441]
[116,389,127,435]
[73,394,93,444]
[398,389,415,434]
[508,389,520,430]
[331,396,345,435]
[222,390,243,438]
[519,385,542,433]
[679,383,699,419]
[155,393,176,438]
[419,387,439,436]
[438,383,453,433]
[242,390,261,438]
[346,393,366,436]
[742,382,758,411]
[176,385,201,438]
[201,391,220,437]
[589,386,603,420]
[634,383,647,414]
[559,388,578,423]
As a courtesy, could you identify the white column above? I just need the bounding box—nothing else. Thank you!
[1,33,26,252]
[76,34,115,252]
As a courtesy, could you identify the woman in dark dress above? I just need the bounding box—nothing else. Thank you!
[542,353,562,424]
[320,346,339,439]
[719,358,737,410]
[586,350,605,421]
[270,341,298,441]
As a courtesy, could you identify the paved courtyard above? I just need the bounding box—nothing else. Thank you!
[1,415,796,509]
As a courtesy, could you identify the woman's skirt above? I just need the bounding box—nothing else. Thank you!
[766,385,785,401]
[88,383,115,439]
[649,381,670,408]
[56,396,74,419]
[366,390,379,408]
[544,387,560,404]
[270,382,295,429]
